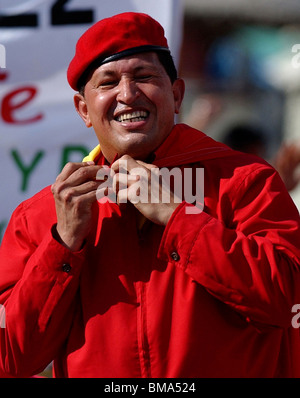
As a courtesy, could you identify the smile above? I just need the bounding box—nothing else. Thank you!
[116,110,149,123]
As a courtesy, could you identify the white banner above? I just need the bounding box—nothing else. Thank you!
[0,0,183,241]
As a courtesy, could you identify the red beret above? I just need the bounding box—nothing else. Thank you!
[67,12,170,90]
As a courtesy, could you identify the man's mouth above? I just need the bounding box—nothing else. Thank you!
[115,110,149,123]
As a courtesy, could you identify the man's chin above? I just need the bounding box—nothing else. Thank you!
[116,136,158,160]
[117,150,153,162]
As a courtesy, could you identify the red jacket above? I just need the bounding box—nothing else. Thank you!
[0,124,300,378]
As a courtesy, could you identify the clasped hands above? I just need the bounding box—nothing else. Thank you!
[51,155,180,251]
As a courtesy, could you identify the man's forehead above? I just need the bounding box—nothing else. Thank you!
[92,52,163,76]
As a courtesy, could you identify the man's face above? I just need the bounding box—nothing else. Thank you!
[75,52,184,162]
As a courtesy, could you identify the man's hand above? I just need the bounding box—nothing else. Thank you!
[51,161,102,251]
[274,143,300,191]
[111,155,181,226]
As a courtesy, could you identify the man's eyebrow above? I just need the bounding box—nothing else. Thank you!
[133,65,153,72]
[99,64,154,75]
[92,63,159,83]
[96,70,117,77]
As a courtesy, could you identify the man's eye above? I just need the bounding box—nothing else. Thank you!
[99,80,117,88]
[136,75,152,81]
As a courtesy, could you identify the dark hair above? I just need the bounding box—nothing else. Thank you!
[157,51,178,83]
[78,50,178,96]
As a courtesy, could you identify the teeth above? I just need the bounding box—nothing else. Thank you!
[117,110,148,122]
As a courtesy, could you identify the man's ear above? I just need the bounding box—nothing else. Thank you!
[172,78,185,115]
[74,93,92,128]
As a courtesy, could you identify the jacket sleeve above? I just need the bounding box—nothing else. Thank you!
[0,202,86,377]
[158,164,300,329]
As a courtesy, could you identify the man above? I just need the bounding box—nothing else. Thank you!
[0,12,300,378]
[274,141,300,210]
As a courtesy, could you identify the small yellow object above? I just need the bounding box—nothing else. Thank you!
[82,144,101,162]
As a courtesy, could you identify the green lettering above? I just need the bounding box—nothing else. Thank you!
[60,145,89,170]
[11,149,44,192]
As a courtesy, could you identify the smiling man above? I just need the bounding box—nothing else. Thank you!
[0,12,300,378]
[75,52,183,163]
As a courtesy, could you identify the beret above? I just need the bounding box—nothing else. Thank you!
[67,12,170,90]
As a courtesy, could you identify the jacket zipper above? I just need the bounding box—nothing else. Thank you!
[136,281,151,378]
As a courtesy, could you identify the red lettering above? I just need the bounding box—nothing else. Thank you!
[1,86,43,124]
[0,71,8,81]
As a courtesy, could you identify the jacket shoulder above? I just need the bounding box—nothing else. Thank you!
[21,185,54,210]
[14,186,57,238]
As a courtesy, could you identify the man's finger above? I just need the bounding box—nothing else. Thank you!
[135,159,158,170]
[59,164,104,186]
[111,155,139,174]
[55,161,94,181]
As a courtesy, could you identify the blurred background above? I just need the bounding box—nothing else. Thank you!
[1,0,300,378]
[180,0,300,208]
[182,0,300,152]
[0,0,300,248]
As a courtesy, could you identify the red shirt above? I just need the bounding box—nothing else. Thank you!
[0,124,300,377]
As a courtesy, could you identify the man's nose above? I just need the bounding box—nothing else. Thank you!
[116,78,140,104]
